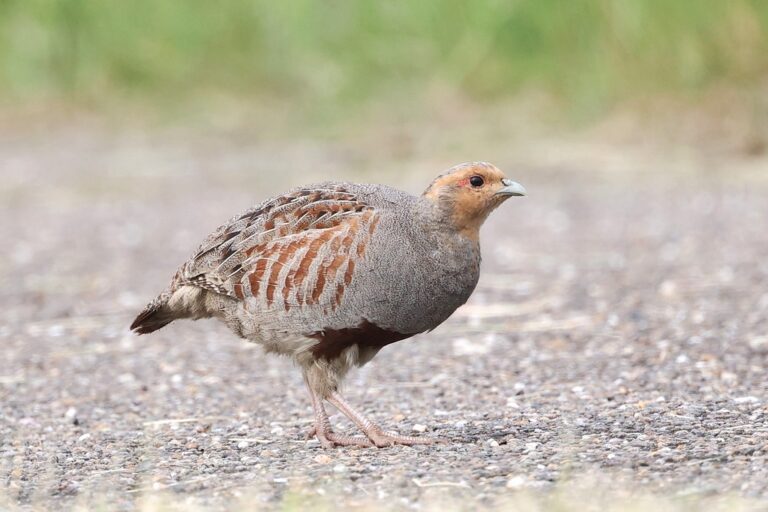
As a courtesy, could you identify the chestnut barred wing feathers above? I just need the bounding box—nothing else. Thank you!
[180,184,380,312]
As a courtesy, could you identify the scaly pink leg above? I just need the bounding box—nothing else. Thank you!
[327,390,436,447]
[303,375,371,448]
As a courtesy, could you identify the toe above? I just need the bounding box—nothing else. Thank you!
[316,436,336,449]
[327,433,374,448]
[368,430,436,447]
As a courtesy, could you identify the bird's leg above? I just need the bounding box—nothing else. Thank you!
[303,375,371,448]
[327,390,435,447]
[304,386,332,444]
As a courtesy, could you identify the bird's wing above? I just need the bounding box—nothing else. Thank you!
[180,184,380,311]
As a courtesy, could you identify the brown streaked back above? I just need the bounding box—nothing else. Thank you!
[180,184,381,314]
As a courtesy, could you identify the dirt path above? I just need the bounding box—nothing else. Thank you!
[1,126,767,510]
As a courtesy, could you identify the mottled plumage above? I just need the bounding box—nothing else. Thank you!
[131,162,525,447]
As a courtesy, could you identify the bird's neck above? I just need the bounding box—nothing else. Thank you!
[419,194,486,245]
[413,198,483,269]
[403,198,483,309]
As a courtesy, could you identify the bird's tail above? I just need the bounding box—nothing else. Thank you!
[130,293,174,335]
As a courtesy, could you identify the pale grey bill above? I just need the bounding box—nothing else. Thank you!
[497,178,527,196]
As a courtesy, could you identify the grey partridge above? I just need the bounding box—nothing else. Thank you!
[131,162,526,447]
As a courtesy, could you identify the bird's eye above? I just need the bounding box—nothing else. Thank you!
[469,175,484,187]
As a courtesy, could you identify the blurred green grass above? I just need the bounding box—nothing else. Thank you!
[0,0,766,117]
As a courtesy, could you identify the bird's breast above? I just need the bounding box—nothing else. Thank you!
[336,223,481,335]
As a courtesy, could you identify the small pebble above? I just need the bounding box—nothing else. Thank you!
[506,475,528,489]
[733,396,759,404]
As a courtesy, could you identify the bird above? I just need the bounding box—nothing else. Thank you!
[130,162,526,448]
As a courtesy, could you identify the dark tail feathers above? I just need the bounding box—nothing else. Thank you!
[130,298,174,335]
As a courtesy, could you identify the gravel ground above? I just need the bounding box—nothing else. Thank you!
[1,125,767,510]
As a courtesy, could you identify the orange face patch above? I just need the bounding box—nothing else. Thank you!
[423,162,514,241]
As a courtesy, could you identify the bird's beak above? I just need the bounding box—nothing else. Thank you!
[496,179,527,197]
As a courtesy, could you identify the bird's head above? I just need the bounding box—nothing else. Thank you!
[423,162,526,241]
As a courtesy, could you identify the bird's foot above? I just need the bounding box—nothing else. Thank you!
[324,390,439,448]
[325,432,373,448]
[306,425,372,448]
[365,428,438,447]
